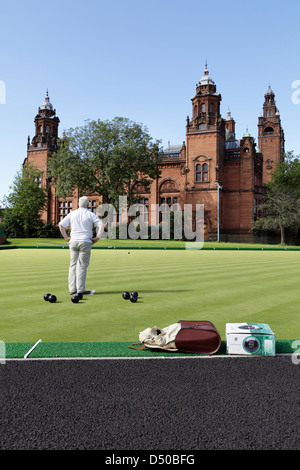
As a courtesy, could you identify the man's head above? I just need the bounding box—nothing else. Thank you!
[79,196,90,208]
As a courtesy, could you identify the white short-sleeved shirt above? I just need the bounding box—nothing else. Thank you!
[59,208,103,243]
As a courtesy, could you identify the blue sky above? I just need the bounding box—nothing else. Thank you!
[1,0,300,202]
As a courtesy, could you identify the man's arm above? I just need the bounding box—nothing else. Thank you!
[90,221,104,244]
[58,223,71,243]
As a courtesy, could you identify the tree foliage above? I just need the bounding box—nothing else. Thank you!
[47,117,162,209]
[1,163,48,238]
[269,151,300,196]
[253,152,300,244]
[253,186,300,244]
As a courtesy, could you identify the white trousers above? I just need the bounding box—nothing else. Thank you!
[68,241,92,293]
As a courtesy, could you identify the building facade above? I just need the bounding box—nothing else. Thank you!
[24,67,285,241]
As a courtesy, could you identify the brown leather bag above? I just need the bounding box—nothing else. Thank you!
[175,320,221,354]
[129,320,221,355]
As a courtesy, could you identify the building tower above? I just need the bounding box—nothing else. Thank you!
[258,85,285,184]
[185,64,225,237]
[24,91,60,222]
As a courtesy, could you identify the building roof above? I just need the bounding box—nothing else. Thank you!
[225,140,240,150]
[164,144,182,154]
[265,85,274,96]
[199,62,215,86]
[40,90,53,111]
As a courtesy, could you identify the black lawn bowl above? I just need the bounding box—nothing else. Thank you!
[130,294,138,303]
[76,292,83,300]
[122,291,130,300]
[48,294,57,303]
[131,291,138,299]
[44,293,51,301]
[71,295,80,304]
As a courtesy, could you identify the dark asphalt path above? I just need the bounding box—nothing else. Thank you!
[0,356,299,451]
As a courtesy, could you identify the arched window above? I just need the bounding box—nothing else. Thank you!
[266,159,273,169]
[196,164,202,181]
[34,174,42,187]
[201,103,205,113]
[264,127,274,134]
[202,163,208,181]
[195,163,209,182]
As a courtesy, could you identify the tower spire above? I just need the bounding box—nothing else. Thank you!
[204,60,209,76]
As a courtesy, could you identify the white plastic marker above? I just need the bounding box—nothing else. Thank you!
[24,339,42,358]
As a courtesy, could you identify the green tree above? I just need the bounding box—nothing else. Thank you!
[47,117,162,209]
[269,151,300,196]
[253,186,300,244]
[253,152,300,244]
[1,163,48,237]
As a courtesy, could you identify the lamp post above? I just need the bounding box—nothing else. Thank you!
[215,182,223,242]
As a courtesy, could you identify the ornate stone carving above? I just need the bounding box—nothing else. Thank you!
[160,180,179,193]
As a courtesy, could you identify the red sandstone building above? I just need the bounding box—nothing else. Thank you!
[24,66,285,241]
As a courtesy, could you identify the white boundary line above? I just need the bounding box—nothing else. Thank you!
[5,353,292,361]
[24,339,42,358]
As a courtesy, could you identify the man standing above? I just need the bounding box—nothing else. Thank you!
[59,196,104,295]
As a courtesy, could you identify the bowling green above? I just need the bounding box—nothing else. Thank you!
[0,246,299,342]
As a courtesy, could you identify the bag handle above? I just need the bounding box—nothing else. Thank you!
[179,320,218,332]
[128,342,146,351]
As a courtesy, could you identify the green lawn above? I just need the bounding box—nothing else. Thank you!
[0,247,299,343]
[4,237,300,249]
